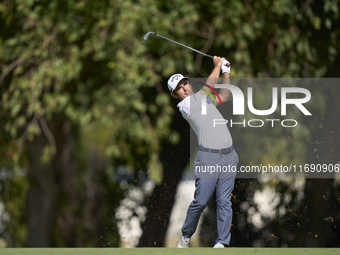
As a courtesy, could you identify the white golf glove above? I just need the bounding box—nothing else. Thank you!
[221,59,231,74]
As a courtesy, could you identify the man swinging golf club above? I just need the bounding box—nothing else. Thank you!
[168,56,239,248]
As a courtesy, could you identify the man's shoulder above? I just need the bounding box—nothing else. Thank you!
[177,96,190,113]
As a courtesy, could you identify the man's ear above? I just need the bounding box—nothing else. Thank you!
[171,92,177,99]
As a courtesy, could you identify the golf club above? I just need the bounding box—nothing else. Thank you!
[144,31,230,67]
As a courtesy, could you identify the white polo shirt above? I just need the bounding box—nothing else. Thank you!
[177,92,232,149]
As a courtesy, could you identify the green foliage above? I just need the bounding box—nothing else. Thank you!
[0,0,179,181]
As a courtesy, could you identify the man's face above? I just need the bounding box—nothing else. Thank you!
[171,79,192,101]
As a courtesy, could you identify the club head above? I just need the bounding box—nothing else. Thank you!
[144,31,155,40]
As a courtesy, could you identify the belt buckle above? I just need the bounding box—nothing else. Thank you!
[219,149,221,155]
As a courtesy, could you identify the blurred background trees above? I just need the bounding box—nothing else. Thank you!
[0,0,339,248]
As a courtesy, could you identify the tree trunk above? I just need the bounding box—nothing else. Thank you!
[138,110,190,247]
[25,116,79,247]
[293,89,340,247]
[52,118,80,246]
[25,133,59,247]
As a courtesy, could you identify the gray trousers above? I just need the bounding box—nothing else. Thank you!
[181,147,238,246]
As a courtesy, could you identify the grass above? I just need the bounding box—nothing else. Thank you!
[0,248,339,255]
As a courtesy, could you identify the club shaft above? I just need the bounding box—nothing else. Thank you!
[151,33,214,59]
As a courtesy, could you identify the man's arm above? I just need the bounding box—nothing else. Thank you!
[199,57,231,105]
[199,56,223,94]
[219,62,231,103]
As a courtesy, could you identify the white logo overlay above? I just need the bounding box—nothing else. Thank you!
[189,78,339,179]
[199,82,312,128]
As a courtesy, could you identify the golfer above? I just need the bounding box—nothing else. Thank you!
[168,56,238,248]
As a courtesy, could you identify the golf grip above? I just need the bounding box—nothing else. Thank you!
[207,55,231,68]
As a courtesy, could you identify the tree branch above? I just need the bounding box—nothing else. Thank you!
[0,57,27,85]
[37,113,57,157]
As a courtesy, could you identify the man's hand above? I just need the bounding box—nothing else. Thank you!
[213,56,224,68]
[220,60,231,103]
[221,59,231,74]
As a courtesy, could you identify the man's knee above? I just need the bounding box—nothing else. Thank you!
[192,198,210,210]
[216,196,232,207]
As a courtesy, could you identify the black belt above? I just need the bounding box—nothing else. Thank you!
[198,145,234,155]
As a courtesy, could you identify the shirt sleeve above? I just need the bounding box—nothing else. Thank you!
[177,97,191,120]
[207,95,215,105]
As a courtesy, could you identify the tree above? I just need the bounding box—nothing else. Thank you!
[1,0,339,248]
[0,0,177,246]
